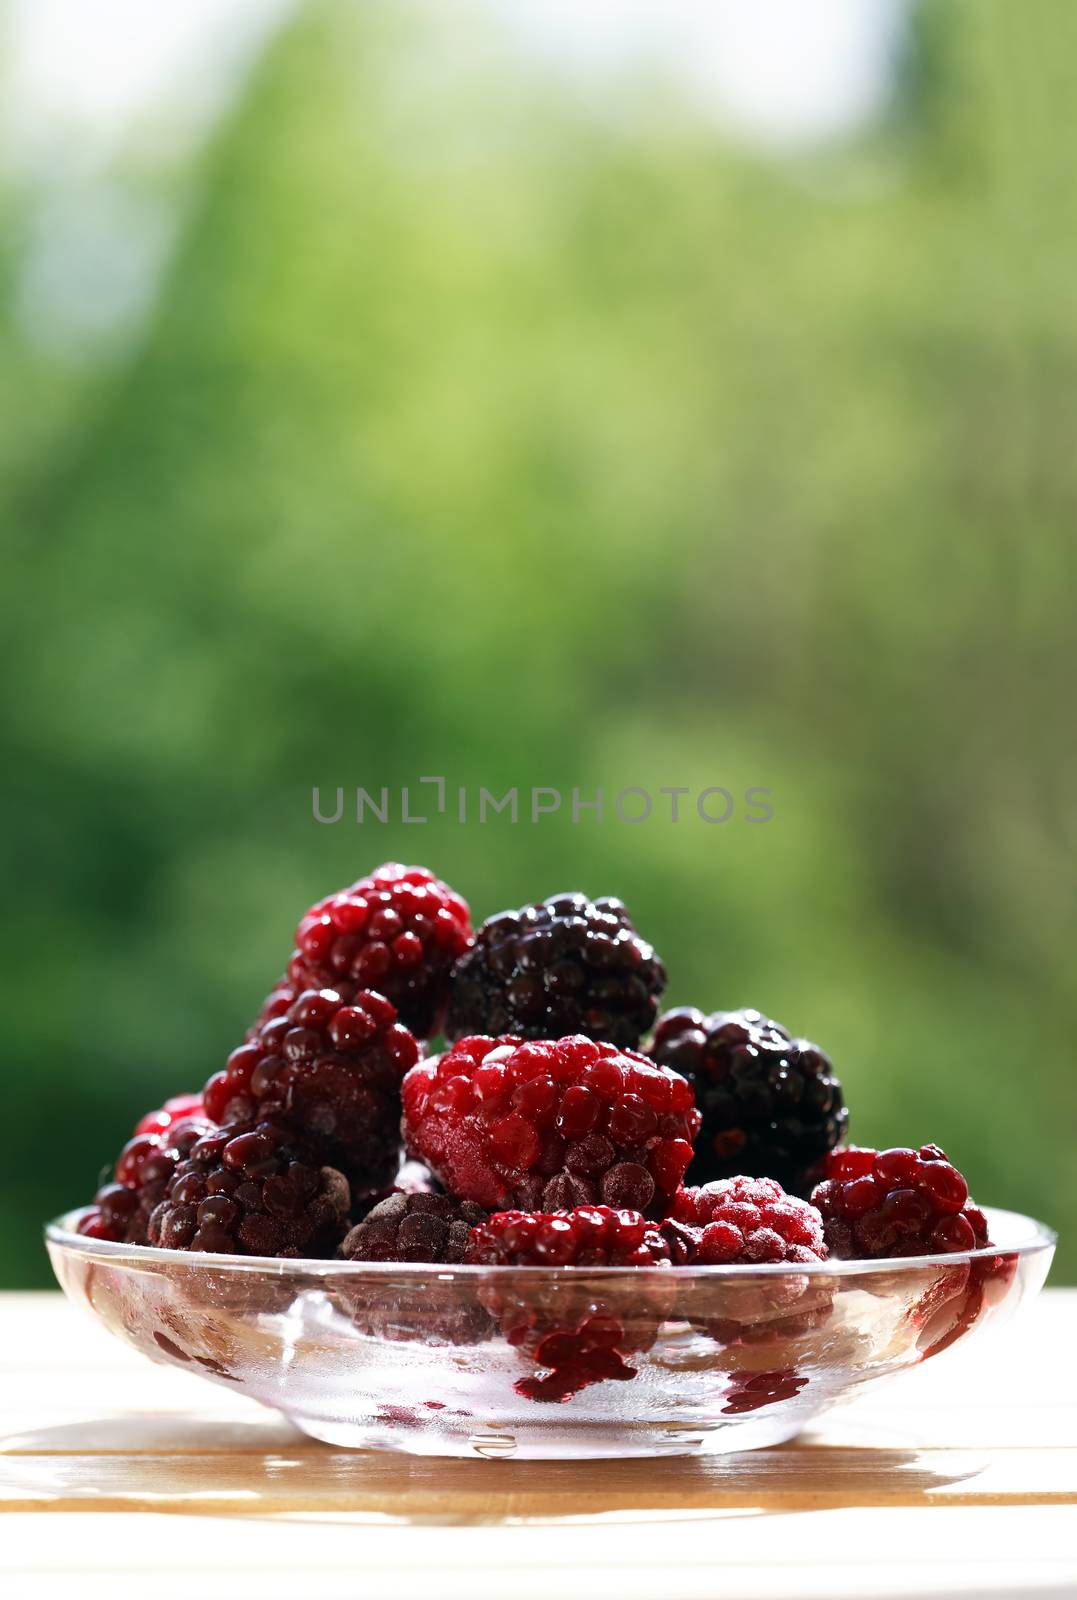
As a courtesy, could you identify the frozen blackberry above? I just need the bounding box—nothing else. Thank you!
[466,1205,672,1267]
[668,1178,833,1349]
[340,1192,485,1263]
[447,892,665,1051]
[203,986,419,1192]
[287,863,472,1038]
[467,1207,675,1402]
[76,1104,213,1244]
[147,1120,350,1257]
[668,1176,828,1264]
[811,1144,990,1260]
[402,1033,699,1213]
[649,1007,846,1196]
[337,1192,493,1347]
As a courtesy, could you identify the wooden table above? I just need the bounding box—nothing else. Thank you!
[2,1289,1075,1599]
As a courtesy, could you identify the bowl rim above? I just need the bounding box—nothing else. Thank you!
[45,1204,1056,1280]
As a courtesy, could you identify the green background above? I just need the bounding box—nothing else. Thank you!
[3,0,1074,1285]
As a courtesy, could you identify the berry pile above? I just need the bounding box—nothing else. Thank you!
[70,862,1007,1406]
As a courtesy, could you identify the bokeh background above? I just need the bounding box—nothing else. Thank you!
[3,0,1074,1286]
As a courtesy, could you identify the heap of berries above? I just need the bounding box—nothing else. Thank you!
[72,862,1000,1401]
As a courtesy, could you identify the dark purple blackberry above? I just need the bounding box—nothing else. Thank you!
[649,1007,847,1197]
[337,1190,493,1347]
[147,1120,351,1258]
[447,893,666,1050]
[203,986,419,1194]
[340,1191,486,1263]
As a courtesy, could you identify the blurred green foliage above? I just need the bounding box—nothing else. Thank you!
[2,0,1074,1285]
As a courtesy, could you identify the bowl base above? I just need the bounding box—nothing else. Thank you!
[287,1411,805,1459]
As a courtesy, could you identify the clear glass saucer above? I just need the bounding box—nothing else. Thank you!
[45,1205,1054,1459]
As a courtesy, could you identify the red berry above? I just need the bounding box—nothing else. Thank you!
[665,1179,834,1350]
[466,1207,676,1403]
[203,987,419,1192]
[76,1101,213,1244]
[287,864,472,1038]
[811,1144,990,1259]
[668,1176,828,1264]
[466,1206,672,1268]
[134,1094,205,1137]
[402,1035,700,1212]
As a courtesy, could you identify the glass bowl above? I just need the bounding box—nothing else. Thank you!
[46,1205,1053,1459]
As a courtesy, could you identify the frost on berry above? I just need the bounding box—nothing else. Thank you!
[664,1177,833,1349]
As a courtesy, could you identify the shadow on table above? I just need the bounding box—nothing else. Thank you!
[1,1414,995,1519]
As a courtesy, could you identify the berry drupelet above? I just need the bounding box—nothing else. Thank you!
[287,863,472,1039]
[340,1192,486,1264]
[247,978,297,1039]
[811,1144,989,1259]
[203,986,419,1192]
[76,1102,213,1244]
[134,1094,205,1137]
[447,893,666,1051]
[147,1120,350,1257]
[402,1033,699,1214]
[648,1007,846,1196]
